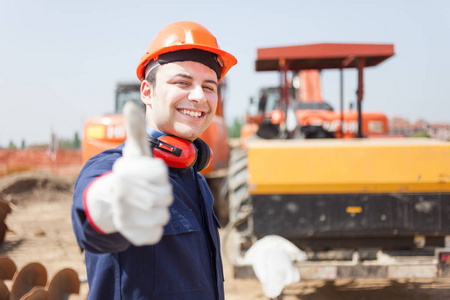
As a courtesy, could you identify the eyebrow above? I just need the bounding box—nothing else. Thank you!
[173,73,218,86]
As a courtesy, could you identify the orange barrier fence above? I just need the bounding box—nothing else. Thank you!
[0,149,83,179]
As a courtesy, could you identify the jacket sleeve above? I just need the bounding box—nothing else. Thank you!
[71,153,131,253]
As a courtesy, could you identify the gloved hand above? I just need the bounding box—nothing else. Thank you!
[84,101,173,246]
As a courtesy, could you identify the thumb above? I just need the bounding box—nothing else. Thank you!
[122,101,151,158]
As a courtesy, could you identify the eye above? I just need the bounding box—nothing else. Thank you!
[203,85,217,92]
[175,81,189,86]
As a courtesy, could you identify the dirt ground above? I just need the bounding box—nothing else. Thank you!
[0,172,449,299]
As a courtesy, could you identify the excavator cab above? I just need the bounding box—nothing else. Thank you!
[115,83,142,113]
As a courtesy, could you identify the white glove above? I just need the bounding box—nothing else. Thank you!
[85,102,173,246]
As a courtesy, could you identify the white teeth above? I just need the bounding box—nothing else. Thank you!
[181,109,202,118]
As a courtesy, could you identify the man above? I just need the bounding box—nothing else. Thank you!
[72,21,237,300]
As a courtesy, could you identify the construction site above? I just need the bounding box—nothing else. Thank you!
[0,40,449,300]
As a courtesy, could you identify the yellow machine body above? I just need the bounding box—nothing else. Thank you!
[247,138,450,195]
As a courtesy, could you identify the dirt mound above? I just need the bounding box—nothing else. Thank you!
[0,172,75,207]
[0,172,88,296]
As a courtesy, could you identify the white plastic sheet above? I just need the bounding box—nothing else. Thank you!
[243,235,307,298]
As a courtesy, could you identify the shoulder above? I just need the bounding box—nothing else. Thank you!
[84,145,123,173]
[74,144,124,190]
[196,171,207,184]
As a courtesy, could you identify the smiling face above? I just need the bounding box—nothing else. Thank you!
[141,61,219,141]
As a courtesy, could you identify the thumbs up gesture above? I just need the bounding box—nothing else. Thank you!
[84,102,173,246]
[112,102,173,245]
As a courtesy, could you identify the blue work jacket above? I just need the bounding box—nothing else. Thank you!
[72,143,224,300]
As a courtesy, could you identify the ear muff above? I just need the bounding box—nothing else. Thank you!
[148,136,213,172]
[150,135,213,171]
[193,138,213,172]
[149,135,197,171]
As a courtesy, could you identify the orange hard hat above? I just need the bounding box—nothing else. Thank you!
[136,21,237,82]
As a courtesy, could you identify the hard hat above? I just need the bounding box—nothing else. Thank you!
[136,21,237,81]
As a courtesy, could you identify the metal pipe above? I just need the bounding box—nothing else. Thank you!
[357,57,365,138]
[340,68,344,137]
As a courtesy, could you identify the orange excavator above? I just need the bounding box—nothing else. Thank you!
[82,80,231,222]
[241,44,390,142]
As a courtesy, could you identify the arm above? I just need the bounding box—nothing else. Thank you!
[71,102,173,253]
[72,159,131,253]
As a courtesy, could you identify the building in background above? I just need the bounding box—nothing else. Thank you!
[389,117,450,141]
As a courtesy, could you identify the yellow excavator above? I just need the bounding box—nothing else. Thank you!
[227,43,450,281]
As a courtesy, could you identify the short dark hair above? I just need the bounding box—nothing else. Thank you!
[142,65,159,112]
[145,65,159,87]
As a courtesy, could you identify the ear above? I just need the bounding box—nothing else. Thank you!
[141,80,153,107]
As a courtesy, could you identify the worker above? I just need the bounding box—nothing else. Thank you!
[71,21,237,300]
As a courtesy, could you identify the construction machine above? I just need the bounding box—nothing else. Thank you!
[81,81,231,222]
[242,70,388,141]
[227,43,450,282]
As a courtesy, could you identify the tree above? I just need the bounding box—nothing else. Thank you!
[410,131,430,138]
[228,117,243,138]
[8,141,17,149]
[58,132,82,149]
[73,132,81,149]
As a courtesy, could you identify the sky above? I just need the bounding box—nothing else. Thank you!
[1,0,449,147]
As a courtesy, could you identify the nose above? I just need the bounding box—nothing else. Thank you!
[188,85,207,104]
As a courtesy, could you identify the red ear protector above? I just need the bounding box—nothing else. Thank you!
[148,135,213,172]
